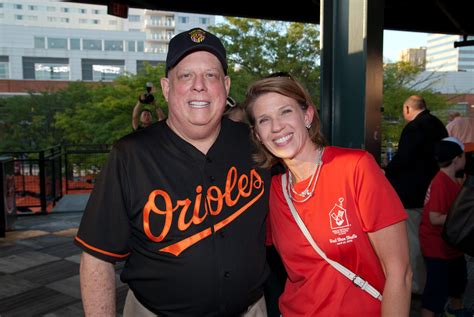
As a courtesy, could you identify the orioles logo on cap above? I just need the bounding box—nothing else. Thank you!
[189,29,206,43]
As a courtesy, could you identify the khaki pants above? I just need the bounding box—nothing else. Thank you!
[406,207,426,294]
[123,290,267,317]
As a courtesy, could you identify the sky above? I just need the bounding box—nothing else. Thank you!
[383,30,427,62]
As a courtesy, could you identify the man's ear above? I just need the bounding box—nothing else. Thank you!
[160,77,170,102]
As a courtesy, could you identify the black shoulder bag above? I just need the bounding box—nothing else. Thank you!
[442,175,474,257]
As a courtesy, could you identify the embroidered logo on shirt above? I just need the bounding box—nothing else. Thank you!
[328,197,358,245]
[329,197,351,235]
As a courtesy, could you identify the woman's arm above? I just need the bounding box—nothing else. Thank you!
[368,221,412,317]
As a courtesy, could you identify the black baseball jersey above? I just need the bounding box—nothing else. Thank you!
[75,118,271,316]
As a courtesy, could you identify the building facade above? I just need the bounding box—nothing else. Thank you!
[0,0,215,83]
[399,47,426,68]
[426,34,474,72]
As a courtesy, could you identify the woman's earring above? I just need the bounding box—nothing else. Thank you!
[305,123,311,129]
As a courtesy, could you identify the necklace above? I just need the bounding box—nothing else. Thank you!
[287,147,325,203]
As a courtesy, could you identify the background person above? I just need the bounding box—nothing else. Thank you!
[446,114,474,176]
[132,99,166,131]
[385,95,448,294]
[75,28,271,316]
[243,74,412,316]
[419,137,470,317]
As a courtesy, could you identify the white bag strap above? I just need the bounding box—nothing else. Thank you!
[281,173,382,301]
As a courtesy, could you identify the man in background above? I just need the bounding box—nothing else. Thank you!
[446,113,474,175]
[385,95,448,294]
[132,98,166,131]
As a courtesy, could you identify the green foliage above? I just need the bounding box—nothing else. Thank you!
[209,18,321,104]
[0,64,167,151]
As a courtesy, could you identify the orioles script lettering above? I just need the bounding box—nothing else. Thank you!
[142,167,265,256]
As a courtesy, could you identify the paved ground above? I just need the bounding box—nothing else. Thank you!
[0,194,473,316]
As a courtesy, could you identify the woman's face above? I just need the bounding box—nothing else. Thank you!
[251,92,314,162]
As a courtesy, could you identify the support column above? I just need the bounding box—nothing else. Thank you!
[320,0,384,162]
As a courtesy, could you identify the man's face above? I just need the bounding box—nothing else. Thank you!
[161,51,230,142]
[140,111,152,126]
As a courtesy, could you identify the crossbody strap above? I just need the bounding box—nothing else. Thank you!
[281,173,383,301]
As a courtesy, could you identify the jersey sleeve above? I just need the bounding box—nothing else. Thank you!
[74,146,131,263]
[353,152,407,232]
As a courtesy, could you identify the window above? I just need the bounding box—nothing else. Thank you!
[47,6,56,12]
[14,4,22,9]
[60,18,70,23]
[35,63,70,80]
[109,20,117,25]
[127,41,135,52]
[137,41,144,52]
[92,19,99,24]
[70,38,81,50]
[79,18,87,24]
[47,17,58,22]
[178,16,189,24]
[92,64,123,81]
[28,5,37,10]
[61,7,69,13]
[92,9,100,14]
[15,14,23,20]
[199,17,210,24]
[83,39,102,50]
[0,62,9,79]
[48,38,67,49]
[27,15,38,21]
[79,8,86,14]
[104,40,123,51]
[34,37,46,49]
[128,15,140,22]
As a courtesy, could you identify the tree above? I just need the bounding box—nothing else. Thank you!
[55,63,167,145]
[209,18,321,104]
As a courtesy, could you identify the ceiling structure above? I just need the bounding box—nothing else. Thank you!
[66,0,474,36]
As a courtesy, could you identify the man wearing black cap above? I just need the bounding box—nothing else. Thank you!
[75,28,271,316]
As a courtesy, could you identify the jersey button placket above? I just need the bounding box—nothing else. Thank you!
[206,156,216,183]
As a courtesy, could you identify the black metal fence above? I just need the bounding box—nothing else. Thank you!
[63,144,111,192]
[0,144,111,214]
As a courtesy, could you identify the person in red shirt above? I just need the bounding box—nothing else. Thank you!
[419,137,470,317]
[243,73,412,316]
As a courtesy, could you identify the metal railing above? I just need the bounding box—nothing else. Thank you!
[0,144,111,214]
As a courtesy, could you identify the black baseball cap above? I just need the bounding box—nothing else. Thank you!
[165,28,228,76]
[434,137,464,164]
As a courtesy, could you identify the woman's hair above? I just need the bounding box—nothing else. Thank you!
[243,73,326,168]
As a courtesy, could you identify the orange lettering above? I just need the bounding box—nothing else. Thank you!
[143,190,177,242]
[143,168,266,255]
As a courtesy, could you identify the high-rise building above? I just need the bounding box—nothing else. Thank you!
[398,47,426,68]
[0,0,215,82]
[426,34,474,72]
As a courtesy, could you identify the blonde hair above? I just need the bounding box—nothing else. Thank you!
[243,75,326,168]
